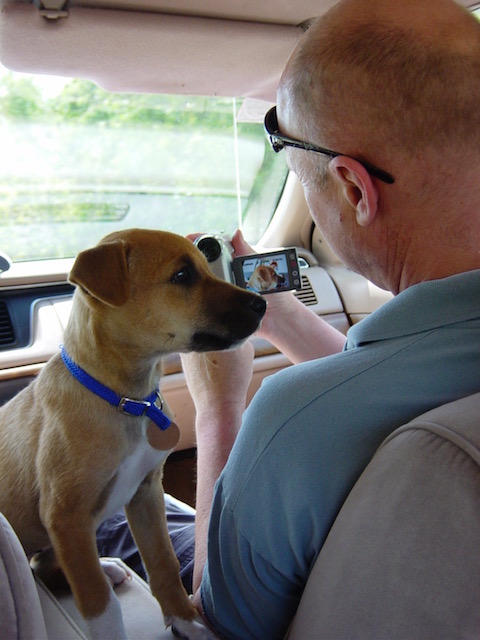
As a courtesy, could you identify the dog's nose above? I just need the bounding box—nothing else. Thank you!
[250,295,267,316]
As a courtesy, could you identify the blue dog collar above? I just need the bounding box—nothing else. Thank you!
[60,346,172,431]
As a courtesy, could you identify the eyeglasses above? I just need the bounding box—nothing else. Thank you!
[264,106,395,185]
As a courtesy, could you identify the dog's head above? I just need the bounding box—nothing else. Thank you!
[248,265,286,292]
[69,229,266,354]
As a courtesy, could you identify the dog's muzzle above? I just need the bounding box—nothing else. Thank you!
[191,293,266,351]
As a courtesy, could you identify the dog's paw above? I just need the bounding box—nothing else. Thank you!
[86,589,128,640]
[168,615,218,639]
[100,558,132,587]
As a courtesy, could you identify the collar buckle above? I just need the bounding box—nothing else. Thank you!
[117,396,151,416]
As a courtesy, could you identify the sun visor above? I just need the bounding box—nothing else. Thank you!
[0,2,302,100]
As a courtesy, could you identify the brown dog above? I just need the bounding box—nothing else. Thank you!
[248,264,286,292]
[0,229,266,639]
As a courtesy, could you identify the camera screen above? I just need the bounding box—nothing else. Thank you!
[232,248,301,294]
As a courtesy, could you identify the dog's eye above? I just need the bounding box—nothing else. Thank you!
[171,267,191,284]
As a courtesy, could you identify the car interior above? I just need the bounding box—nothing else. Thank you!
[0,0,479,638]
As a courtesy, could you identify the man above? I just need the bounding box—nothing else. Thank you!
[182,0,480,637]
[99,0,480,636]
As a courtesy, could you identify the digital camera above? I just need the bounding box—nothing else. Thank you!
[194,235,302,295]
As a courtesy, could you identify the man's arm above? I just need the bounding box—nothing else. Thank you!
[256,289,347,363]
[180,341,255,595]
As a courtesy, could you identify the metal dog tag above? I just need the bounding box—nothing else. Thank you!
[146,420,180,451]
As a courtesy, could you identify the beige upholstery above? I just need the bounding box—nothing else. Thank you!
[0,511,48,640]
[0,514,171,640]
[288,392,480,639]
[36,561,171,639]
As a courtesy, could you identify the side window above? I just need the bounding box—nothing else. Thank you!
[0,67,287,265]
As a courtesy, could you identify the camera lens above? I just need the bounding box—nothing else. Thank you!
[195,236,222,262]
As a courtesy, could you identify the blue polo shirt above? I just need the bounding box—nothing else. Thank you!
[201,270,480,640]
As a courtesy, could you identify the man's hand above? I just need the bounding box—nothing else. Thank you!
[229,230,298,341]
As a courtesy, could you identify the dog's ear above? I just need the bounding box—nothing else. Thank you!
[69,239,130,306]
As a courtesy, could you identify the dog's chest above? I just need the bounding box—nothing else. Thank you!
[101,433,169,521]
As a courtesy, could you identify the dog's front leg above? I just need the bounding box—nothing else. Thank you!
[125,469,199,627]
[44,513,128,640]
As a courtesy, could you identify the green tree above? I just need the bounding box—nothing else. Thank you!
[49,79,237,129]
[0,72,43,119]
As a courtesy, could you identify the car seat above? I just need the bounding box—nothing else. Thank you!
[0,511,170,639]
[287,391,480,639]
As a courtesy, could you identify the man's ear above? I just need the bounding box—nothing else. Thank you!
[69,239,130,306]
[328,156,379,227]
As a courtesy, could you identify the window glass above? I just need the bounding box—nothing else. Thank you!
[0,65,287,263]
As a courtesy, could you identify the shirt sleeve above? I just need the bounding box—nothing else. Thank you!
[200,493,304,640]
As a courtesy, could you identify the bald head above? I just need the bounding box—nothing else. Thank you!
[279,0,480,164]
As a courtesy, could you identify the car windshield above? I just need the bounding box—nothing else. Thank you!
[0,65,288,263]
